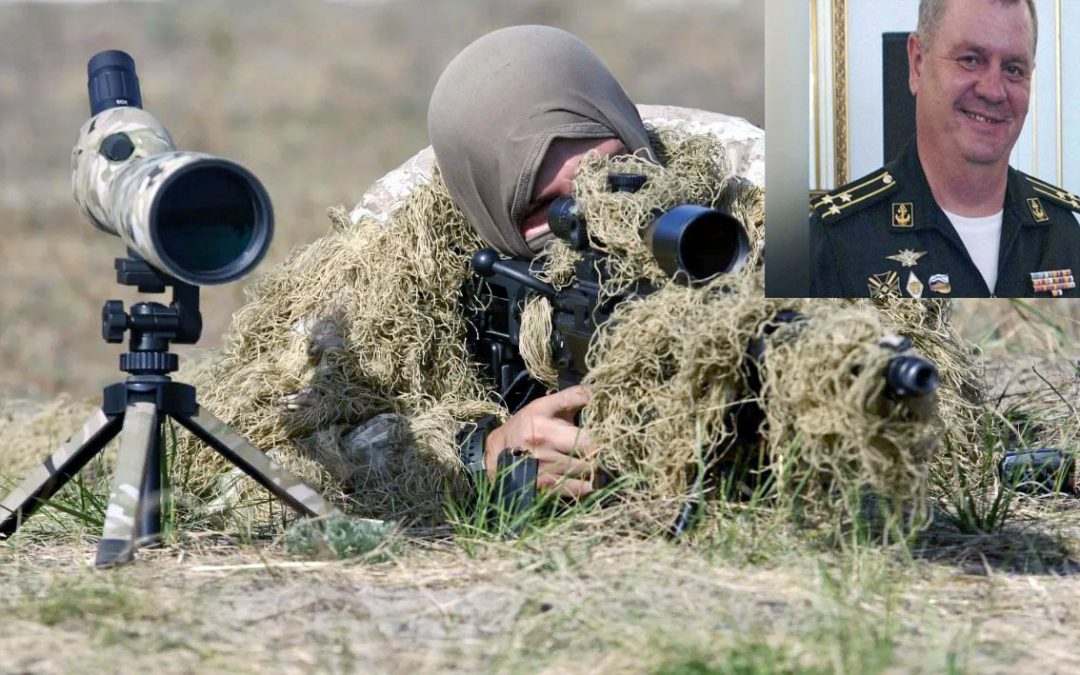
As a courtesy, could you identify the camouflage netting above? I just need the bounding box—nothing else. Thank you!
[565,265,949,528]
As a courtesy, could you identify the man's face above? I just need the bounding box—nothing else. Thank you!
[909,0,1034,167]
[520,137,628,241]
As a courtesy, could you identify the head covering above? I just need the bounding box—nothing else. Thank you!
[428,25,655,258]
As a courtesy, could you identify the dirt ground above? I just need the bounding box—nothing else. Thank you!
[4,525,1080,674]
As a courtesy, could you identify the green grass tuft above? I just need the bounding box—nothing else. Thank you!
[284,512,395,559]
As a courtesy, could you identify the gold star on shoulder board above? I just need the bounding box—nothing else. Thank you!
[885,249,927,268]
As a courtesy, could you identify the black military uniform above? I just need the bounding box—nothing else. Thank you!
[810,142,1080,298]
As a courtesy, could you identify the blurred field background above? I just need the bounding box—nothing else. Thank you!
[0,0,763,401]
[8,3,1080,673]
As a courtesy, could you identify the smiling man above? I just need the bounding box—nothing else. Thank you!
[810,0,1080,298]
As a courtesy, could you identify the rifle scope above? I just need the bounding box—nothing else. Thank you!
[72,50,273,285]
[547,172,750,282]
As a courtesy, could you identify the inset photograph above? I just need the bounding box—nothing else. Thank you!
[809,0,1080,297]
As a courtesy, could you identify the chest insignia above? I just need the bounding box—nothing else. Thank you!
[928,274,951,294]
[1027,197,1050,223]
[891,202,914,228]
[868,271,901,300]
[905,271,924,299]
[886,249,926,267]
[1031,269,1076,296]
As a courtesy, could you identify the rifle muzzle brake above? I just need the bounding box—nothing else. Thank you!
[885,355,940,398]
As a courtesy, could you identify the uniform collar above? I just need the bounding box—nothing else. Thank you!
[888,140,1043,236]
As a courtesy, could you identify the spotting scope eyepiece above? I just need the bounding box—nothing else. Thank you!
[73,50,273,286]
[88,49,142,115]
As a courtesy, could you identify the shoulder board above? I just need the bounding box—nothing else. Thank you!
[1023,174,1080,213]
[812,169,900,224]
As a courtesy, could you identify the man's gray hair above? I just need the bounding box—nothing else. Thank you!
[916,0,1038,54]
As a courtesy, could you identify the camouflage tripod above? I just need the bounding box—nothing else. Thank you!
[0,259,334,567]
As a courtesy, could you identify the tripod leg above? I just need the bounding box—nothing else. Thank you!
[176,407,335,518]
[96,402,158,568]
[135,416,163,549]
[0,409,122,539]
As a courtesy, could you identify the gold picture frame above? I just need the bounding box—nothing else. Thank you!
[831,0,848,187]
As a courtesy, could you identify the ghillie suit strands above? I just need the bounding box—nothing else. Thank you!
[867,300,991,503]
[169,108,769,526]
[509,133,978,530]
[529,144,947,528]
[0,108,986,535]
[175,168,500,524]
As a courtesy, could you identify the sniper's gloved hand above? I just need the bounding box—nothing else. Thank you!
[484,385,597,499]
[277,316,347,412]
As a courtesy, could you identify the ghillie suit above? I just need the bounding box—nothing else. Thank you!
[170,106,766,525]
[0,107,986,533]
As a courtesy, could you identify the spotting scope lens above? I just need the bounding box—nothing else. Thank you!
[74,50,274,285]
[88,49,142,116]
[152,161,273,284]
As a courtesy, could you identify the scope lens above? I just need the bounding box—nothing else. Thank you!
[647,206,749,281]
[152,163,272,284]
[680,211,742,279]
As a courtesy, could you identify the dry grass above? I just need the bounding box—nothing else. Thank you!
[7,2,1080,673]
[2,525,1080,673]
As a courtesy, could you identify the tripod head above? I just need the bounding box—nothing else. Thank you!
[102,253,202,377]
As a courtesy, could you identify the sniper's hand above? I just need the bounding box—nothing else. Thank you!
[484,385,596,498]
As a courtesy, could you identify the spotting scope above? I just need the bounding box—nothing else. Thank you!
[71,50,273,285]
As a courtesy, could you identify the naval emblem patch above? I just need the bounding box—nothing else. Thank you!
[891,202,914,228]
[1027,197,1050,223]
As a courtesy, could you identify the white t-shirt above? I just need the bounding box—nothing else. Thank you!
[942,209,1003,294]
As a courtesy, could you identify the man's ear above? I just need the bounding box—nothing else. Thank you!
[907,32,924,96]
